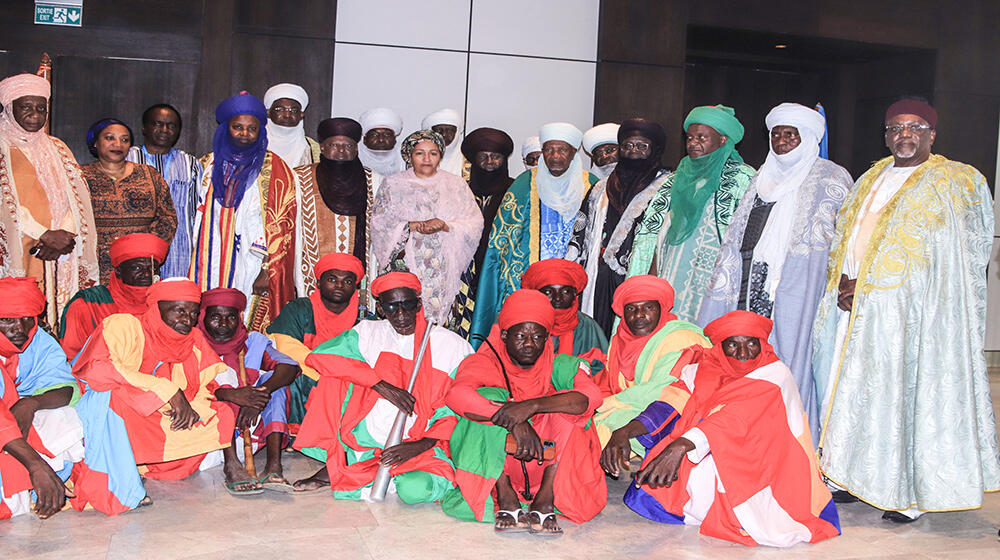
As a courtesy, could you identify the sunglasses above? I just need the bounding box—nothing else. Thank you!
[381,298,419,314]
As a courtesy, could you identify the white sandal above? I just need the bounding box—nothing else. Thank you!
[494,509,529,533]
[527,510,563,536]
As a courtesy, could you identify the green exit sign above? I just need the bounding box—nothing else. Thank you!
[34,2,83,27]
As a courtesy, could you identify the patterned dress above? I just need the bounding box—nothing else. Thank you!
[81,162,177,284]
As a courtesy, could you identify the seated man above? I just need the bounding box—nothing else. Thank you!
[267,253,366,432]
[292,272,473,503]
[602,311,839,547]
[59,233,168,360]
[442,290,605,535]
[72,279,236,481]
[0,277,144,519]
[198,288,300,494]
[593,275,708,450]
[519,259,608,368]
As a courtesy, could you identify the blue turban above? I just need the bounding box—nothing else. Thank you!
[211,93,268,208]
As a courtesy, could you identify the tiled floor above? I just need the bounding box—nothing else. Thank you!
[5,372,1000,559]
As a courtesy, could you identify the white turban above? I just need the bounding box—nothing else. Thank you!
[421,108,464,175]
[521,136,541,159]
[536,122,586,220]
[539,122,583,148]
[752,102,827,299]
[582,123,620,153]
[263,83,309,111]
[359,107,403,136]
[421,108,463,132]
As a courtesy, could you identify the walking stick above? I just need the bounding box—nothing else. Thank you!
[236,350,257,480]
[369,320,436,502]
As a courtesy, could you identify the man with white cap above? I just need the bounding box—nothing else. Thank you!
[421,108,465,177]
[521,136,541,168]
[264,83,319,168]
[582,123,620,179]
[698,102,852,439]
[358,107,405,177]
[469,122,598,346]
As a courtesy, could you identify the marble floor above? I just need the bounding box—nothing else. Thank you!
[5,372,1000,559]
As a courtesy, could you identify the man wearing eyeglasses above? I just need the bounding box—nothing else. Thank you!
[290,271,473,503]
[812,97,999,523]
[263,83,319,168]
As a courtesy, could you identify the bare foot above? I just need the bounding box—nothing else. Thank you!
[292,467,329,492]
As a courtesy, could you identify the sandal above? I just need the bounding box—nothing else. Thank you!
[494,509,529,533]
[258,472,296,493]
[527,510,563,536]
[224,480,264,496]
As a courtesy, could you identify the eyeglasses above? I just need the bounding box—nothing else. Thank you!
[885,123,933,135]
[621,141,650,151]
[381,298,419,314]
[271,107,301,115]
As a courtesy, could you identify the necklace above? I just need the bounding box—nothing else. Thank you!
[98,160,128,180]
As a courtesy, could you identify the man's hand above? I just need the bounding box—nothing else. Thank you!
[379,438,436,467]
[838,274,857,312]
[635,437,695,489]
[509,422,543,463]
[9,396,40,439]
[29,459,74,519]
[252,268,269,296]
[34,229,76,260]
[490,400,537,431]
[235,406,261,432]
[216,386,270,409]
[372,381,415,415]
[164,390,199,431]
[601,428,634,478]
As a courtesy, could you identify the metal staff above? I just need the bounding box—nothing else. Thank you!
[369,320,436,502]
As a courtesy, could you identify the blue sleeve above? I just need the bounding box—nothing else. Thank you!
[15,329,77,399]
[634,400,681,451]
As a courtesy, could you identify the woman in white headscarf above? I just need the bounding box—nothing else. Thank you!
[698,102,854,440]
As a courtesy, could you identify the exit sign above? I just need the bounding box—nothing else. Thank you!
[34,1,83,27]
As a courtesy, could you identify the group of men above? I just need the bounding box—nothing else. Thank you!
[1,70,997,548]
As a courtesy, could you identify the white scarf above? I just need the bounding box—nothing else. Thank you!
[752,103,824,298]
[265,120,311,167]
[359,145,404,177]
[592,161,616,179]
[536,151,586,220]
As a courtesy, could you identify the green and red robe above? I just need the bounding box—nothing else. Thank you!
[58,276,148,361]
[441,326,606,523]
[293,316,473,502]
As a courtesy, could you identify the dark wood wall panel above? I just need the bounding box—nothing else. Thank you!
[235,0,337,38]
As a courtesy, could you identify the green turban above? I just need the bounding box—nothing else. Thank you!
[683,104,745,143]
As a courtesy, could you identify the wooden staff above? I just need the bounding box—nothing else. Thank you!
[36,54,57,328]
[236,350,257,479]
[36,53,51,135]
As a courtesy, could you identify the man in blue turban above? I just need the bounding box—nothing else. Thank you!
[191,92,298,331]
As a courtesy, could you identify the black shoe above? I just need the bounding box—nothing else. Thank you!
[832,490,859,503]
[882,510,918,523]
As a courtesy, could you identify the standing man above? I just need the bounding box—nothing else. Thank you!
[127,104,202,279]
[263,83,319,168]
[0,73,99,326]
[812,98,1000,522]
[470,122,598,345]
[191,93,297,331]
[358,107,404,177]
[293,117,381,310]
[582,123,620,179]
[628,105,755,322]
[568,118,670,334]
[422,108,465,177]
[522,136,541,169]
[699,103,852,438]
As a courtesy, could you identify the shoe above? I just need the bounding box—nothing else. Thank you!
[882,510,918,523]
[832,490,859,503]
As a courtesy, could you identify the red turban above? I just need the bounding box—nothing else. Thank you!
[314,252,365,282]
[605,275,678,387]
[370,272,421,297]
[109,233,170,267]
[201,287,247,312]
[520,259,587,292]
[703,310,772,346]
[145,279,202,306]
[0,277,45,318]
[885,99,937,128]
[498,289,555,332]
